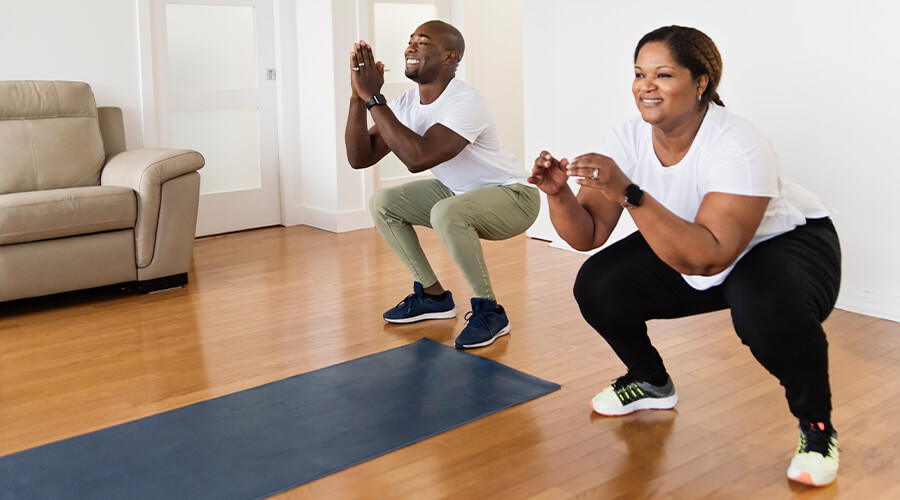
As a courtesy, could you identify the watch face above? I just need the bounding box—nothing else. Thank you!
[625,184,644,206]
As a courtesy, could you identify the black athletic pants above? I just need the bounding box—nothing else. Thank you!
[573,218,841,422]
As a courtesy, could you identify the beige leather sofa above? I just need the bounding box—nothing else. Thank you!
[0,81,205,302]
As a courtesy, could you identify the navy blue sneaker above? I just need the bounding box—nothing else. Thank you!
[454,298,511,349]
[383,282,457,324]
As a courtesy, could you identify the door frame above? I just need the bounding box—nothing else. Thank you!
[136,0,302,233]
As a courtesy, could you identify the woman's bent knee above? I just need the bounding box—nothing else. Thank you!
[573,256,623,322]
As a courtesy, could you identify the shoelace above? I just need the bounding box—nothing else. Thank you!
[612,374,646,404]
[463,310,491,329]
[394,293,419,313]
[799,421,837,457]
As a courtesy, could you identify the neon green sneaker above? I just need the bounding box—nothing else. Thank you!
[786,421,839,487]
[590,374,677,416]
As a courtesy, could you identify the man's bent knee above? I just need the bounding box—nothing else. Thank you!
[429,197,465,231]
[368,188,395,214]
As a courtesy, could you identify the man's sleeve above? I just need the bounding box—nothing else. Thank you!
[387,93,406,121]
[434,92,491,144]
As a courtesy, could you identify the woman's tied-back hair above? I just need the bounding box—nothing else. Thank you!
[635,26,724,107]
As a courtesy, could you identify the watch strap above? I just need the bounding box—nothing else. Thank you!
[365,93,387,110]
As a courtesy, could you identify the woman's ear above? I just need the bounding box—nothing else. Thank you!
[696,74,710,97]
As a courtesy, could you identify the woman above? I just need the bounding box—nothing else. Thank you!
[529,26,841,487]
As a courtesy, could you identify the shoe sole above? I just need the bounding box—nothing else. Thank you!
[383,308,457,324]
[455,324,511,349]
[590,394,678,416]
[787,470,837,487]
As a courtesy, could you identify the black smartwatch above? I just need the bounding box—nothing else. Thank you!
[365,93,387,110]
[623,183,644,209]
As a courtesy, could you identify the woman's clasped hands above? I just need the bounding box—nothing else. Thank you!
[529,151,632,205]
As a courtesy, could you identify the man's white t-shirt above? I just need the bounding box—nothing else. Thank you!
[598,103,831,290]
[388,78,527,194]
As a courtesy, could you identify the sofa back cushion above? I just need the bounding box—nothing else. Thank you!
[0,81,106,195]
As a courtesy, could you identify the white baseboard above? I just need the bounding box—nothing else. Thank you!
[836,287,900,323]
[296,206,373,233]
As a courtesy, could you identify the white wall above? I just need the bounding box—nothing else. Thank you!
[522,0,900,321]
[0,0,145,148]
[463,0,524,163]
[291,0,365,231]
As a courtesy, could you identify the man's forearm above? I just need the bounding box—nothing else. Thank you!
[345,98,376,169]
[368,105,437,173]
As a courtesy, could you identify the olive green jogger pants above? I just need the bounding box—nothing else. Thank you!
[369,179,540,301]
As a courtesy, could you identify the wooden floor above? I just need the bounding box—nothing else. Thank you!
[1,225,899,499]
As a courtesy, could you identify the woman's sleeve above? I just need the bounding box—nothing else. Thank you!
[700,124,780,198]
[596,120,640,177]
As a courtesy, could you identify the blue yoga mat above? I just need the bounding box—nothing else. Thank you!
[0,338,559,499]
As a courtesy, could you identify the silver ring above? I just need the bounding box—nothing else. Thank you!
[358,62,365,66]
[352,67,360,72]
[592,168,599,179]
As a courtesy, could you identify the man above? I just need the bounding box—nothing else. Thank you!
[345,20,539,349]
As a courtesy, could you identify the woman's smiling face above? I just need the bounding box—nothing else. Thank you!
[632,41,708,129]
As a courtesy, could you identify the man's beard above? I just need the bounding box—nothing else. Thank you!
[405,68,420,80]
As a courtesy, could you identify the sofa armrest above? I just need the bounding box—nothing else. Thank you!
[97,106,127,160]
[101,148,204,267]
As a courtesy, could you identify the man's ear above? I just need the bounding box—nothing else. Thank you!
[443,49,459,64]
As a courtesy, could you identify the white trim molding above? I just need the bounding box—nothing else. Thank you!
[299,206,372,233]
[836,287,900,323]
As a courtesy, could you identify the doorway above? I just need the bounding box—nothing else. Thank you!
[145,0,281,236]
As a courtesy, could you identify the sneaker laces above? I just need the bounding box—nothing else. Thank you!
[393,293,420,314]
[611,373,645,404]
[463,310,491,330]
[612,373,639,389]
[798,421,838,458]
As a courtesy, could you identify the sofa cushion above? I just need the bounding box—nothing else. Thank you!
[0,81,105,195]
[0,186,136,245]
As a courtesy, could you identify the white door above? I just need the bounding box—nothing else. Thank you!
[149,0,281,236]
[368,0,452,190]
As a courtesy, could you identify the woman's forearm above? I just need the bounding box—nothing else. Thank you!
[628,193,769,276]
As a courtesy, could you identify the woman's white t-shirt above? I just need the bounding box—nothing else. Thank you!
[598,103,831,290]
[388,78,527,194]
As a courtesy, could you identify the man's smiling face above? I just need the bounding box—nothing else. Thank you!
[404,23,447,82]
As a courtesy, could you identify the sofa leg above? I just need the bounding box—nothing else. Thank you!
[127,273,189,294]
